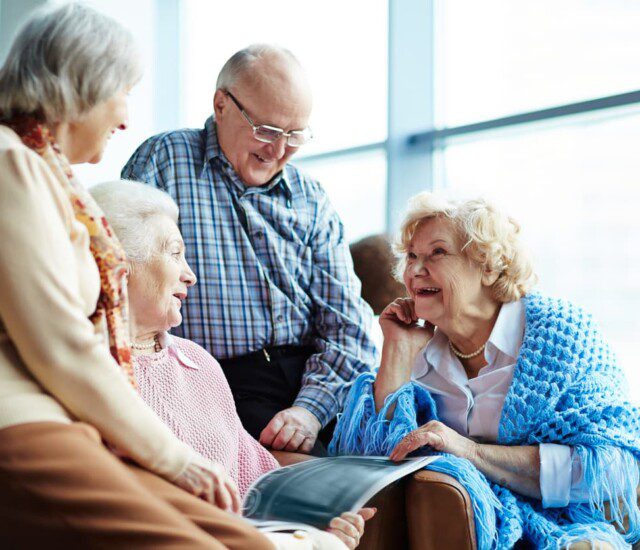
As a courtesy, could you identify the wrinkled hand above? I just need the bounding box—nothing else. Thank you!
[326,508,377,549]
[260,406,321,454]
[389,420,477,462]
[173,452,241,514]
[379,297,434,349]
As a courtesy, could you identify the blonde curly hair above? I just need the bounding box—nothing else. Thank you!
[394,192,537,303]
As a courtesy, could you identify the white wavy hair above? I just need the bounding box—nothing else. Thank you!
[90,180,179,264]
[0,3,142,123]
[395,192,538,303]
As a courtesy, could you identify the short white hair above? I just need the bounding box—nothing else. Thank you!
[90,180,179,264]
[395,192,537,303]
[216,43,302,90]
[0,3,142,123]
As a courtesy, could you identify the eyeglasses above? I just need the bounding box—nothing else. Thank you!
[224,91,313,147]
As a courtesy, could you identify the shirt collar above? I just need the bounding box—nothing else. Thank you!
[203,115,292,199]
[485,299,525,363]
[158,332,200,370]
[417,299,525,377]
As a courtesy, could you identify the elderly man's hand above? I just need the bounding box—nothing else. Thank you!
[389,420,477,462]
[260,406,321,454]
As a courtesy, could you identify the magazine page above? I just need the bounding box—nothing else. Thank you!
[243,455,438,530]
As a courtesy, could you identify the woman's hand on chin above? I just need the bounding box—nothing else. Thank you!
[379,297,434,349]
[389,420,477,462]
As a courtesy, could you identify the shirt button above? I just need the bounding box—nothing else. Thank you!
[255,231,264,239]
[276,315,284,322]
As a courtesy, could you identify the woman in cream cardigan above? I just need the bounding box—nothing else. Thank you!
[0,4,272,548]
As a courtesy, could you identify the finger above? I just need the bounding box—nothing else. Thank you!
[406,299,419,321]
[214,482,233,512]
[198,475,215,504]
[226,479,242,515]
[271,424,296,450]
[390,434,423,461]
[329,516,360,539]
[298,435,315,454]
[259,415,284,447]
[358,507,377,522]
[284,429,307,452]
[391,430,441,460]
[401,300,414,324]
[340,511,364,534]
[382,302,407,323]
[326,528,355,550]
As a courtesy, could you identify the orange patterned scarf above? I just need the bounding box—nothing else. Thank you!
[7,115,136,387]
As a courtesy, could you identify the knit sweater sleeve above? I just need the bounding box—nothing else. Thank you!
[0,143,193,480]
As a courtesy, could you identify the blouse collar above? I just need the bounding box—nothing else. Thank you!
[157,332,200,370]
[414,299,525,379]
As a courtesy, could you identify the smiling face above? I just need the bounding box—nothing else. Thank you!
[127,215,197,336]
[213,59,312,187]
[402,217,491,327]
[59,88,130,164]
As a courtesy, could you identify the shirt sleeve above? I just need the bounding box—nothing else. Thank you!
[539,443,633,508]
[121,136,166,190]
[539,443,572,507]
[294,187,378,426]
[0,147,193,480]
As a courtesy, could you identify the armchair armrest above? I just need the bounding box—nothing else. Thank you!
[270,450,316,466]
[407,470,476,550]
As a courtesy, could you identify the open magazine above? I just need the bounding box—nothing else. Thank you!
[242,455,438,533]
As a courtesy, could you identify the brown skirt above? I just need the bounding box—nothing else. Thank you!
[0,421,274,549]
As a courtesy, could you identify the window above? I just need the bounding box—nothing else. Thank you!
[432,1,640,396]
[435,0,640,127]
[297,150,387,242]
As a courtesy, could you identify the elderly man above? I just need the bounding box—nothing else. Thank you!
[122,44,377,456]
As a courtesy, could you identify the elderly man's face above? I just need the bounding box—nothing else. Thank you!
[214,74,312,187]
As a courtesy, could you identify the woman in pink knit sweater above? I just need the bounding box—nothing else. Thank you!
[91,180,374,550]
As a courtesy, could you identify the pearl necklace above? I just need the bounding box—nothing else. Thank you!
[449,340,486,360]
[131,334,160,352]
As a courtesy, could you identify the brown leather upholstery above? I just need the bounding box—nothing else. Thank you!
[406,470,476,550]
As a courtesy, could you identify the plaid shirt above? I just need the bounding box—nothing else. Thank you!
[121,117,377,425]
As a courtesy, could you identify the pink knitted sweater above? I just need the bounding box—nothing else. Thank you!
[132,334,279,497]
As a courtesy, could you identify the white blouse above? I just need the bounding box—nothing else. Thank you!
[412,300,582,508]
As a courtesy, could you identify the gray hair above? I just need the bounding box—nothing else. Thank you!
[90,180,179,264]
[0,3,142,123]
[216,43,302,90]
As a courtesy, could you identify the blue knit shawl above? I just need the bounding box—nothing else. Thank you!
[329,294,640,549]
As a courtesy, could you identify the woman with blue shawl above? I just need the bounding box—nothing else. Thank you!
[330,192,640,549]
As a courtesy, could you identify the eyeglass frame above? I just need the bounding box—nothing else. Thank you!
[224,90,313,147]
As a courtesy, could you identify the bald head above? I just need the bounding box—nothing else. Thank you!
[217,44,311,106]
[213,44,313,187]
